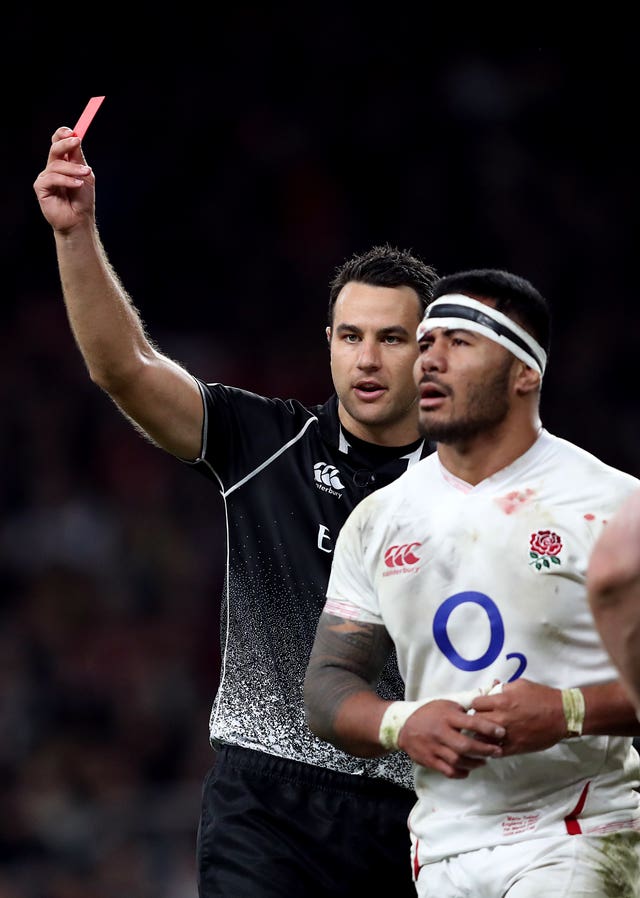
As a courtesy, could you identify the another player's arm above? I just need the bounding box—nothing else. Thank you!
[588,488,640,713]
[579,681,640,735]
[33,128,203,461]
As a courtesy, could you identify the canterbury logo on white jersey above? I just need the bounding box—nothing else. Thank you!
[313,462,345,493]
[384,543,421,568]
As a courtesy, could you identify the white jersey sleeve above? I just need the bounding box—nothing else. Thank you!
[324,495,383,624]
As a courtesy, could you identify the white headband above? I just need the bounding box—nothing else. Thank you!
[417,293,547,376]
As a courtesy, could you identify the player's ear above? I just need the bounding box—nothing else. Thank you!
[515,361,541,395]
[326,326,332,346]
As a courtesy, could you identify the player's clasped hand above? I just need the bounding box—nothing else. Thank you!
[33,128,94,233]
[397,699,505,779]
[470,678,567,755]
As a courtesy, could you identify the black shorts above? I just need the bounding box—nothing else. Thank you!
[197,744,416,898]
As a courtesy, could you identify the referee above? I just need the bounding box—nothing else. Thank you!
[34,126,438,897]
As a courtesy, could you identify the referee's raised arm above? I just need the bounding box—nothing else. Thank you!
[33,126,203,461]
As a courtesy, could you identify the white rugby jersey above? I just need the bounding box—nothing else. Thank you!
[325,428,640,864]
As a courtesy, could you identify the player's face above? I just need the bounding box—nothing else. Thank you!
[328,282,423,445]
[414,325,515,443]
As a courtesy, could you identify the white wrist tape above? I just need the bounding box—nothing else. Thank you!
[561,687,585,737]
[379,701,427,751]
[378,687,492,751]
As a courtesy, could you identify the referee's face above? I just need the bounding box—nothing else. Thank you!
[327,281,423,446]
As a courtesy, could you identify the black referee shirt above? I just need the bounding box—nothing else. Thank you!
[189,382,433,788]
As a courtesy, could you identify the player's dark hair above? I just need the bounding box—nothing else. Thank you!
[328,244,438,326]
[432,268,551,358]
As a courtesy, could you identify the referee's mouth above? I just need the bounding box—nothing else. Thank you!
[353,381,386,401]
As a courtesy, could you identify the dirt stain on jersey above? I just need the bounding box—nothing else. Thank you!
[596,831,640,897]
[495,489,536,515]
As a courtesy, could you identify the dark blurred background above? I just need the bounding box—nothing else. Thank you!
[2,16,639,897]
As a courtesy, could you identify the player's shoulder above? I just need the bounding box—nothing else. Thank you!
[544,430,634,475]
[542,430,640,501]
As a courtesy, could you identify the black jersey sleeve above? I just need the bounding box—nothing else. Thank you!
[188,381,320,491]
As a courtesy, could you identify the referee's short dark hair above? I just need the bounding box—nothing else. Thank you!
[328,244,438,326]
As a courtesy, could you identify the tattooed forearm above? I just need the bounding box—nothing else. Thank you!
[304,612,393,751]
[314,614,392,683]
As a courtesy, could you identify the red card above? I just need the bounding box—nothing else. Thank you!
[73,96,106,139]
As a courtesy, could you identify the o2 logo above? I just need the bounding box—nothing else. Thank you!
[432,591,526,681]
